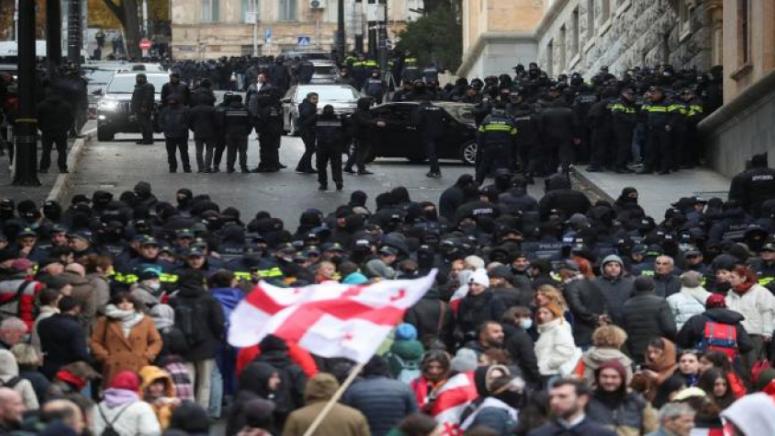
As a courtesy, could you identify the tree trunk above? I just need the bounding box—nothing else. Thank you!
[122,0,141,59]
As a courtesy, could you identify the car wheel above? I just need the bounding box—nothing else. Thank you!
[460,141,477,166]
[97,127,114,142]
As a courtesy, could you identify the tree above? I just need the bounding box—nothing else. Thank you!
[396,4,462,72]
[100,0,141,59]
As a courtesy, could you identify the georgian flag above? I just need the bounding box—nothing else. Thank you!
[228,270,437,363]
[430,372,479,436]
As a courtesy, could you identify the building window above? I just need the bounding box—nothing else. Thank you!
[279,0,297,21]
[547,40,554,77]
[202,0,220,23]
[243,0,259,23]
[678,1,691,37]
[587,0,595,38]
[571,8,580,58]
[737,0,751,65]
[601,0,611,23]
[559,26,567,70]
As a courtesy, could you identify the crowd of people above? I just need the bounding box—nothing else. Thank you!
[0,146,769,435]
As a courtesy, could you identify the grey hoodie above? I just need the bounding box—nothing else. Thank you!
[594,254,633,324]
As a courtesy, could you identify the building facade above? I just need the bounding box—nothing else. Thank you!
[170,0,423,59]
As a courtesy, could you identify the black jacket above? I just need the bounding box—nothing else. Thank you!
[562,277,606,346]
[37,313,91,379]
[188,104,218,140]
[158,105,190,138]
[729,166,775,217]
[621,291,677,363]
[503,324,540,386]
[297,99,317,135]
[36,96,74,134]
[315,113,347,147]
[220,101,253,137]
[161,81,191,106]
[653,273,681,298]
[404,289,452,342]
[676,308,754,354]
[131,82,155,114]
[412,102,447,140]
[538,175,591,220]
[168,283,225,361]
[342,376,418,436]
[527,417,617,436]
[455,291,507,341]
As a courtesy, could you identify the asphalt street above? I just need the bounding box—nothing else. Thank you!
[69,133,548,224]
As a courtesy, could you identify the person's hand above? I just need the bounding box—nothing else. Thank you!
[18,245,32,257]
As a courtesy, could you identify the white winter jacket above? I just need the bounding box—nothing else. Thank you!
[535,318,576,376]
[726,284,775,336]
[667,286,711,329]
[92,400,161,436]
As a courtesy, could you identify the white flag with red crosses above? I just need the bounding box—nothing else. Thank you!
[228,270,437,363]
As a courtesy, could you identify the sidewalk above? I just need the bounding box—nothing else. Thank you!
[0,122,95,205]
[576,167,731,219]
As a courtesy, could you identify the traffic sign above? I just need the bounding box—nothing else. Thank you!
[297,36,311,47]
[139,38,152,50]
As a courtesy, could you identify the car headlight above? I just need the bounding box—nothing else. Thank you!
[98,99,120,111]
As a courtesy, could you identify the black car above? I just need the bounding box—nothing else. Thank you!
[368,101,478,165]
[96,71,168,141]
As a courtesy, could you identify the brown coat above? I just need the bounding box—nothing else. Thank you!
[282,401,371,436]
[90,315,163,384]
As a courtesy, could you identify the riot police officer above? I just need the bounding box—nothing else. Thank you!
[220,94,253,173]
[506,91,539,180]
[640,86,677,174]
[131,73,155,145]
[315,105,347,191]
[295,92,318,174]
[247,72,284,172]
[608,86,638,173]
[412,98,448,178]
[476,102,517,185]
[362,69,387,104]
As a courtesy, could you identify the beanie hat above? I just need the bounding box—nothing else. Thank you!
[596,359,627,380]
[469,268,489,287]
[545,301,564,318]
[342,272,368,285]
[450,348,478,372]
[11,258,34,272]
[109,371,140,391]
[634,276,655,293]
[395,323,418,341]
[706,293,727,309]
[680,271,702,288]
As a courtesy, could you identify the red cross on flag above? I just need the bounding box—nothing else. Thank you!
[228,270,437,363]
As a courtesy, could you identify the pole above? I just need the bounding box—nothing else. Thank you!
[378,0,387,71]
[336,0,346,64]
[46,0,63,75]
[302,361,366,436]
[12,0,18,41]
[367,0,376,56]
[354,0,363,53]
[251,0,258,56]
[67,0,81,64]
[13,0,41,186]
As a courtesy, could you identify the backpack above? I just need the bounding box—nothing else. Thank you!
[98,403,131,436]
[173,298,209,351]
[0,280,32,320]
[699,321,738,359]
[0,376,21,389]
[388,353,421,384]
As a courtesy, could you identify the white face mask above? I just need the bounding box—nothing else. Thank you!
[147,281,161,291]
[519,318,533,330]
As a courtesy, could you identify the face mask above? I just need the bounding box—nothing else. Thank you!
[148,281,161,291]
[519,319,533,330]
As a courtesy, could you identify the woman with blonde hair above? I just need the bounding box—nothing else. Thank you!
[534,301,578,384]
[11,343,49,404]
[575,325,633,387]
[535,285,567,311]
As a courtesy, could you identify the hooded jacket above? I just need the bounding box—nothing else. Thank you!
[675,308,754,354]
[282,374,370,436]
[342,371,418,436]
[139,365,177,429]
[594,254,634,325]
[168,279,225,362]
[580,346,633,387]
[666,285,711,329]
[537,175,591,221]
[0,349,38,410]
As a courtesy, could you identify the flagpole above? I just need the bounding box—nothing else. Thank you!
[302,361,367,436]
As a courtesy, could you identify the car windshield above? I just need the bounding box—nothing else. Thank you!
[107,75,167,94]
[313,65,336,75]
[85,69,114,84]
[440,104,476,125]
[297,86,357,101]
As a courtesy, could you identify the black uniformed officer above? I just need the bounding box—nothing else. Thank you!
[248,73,284,172]
[476,102,517,185]
[36,89,74,173]
[506,91,539,178]
[537,85,576,174]
[729,153,775,217]
[220,94,253,173]
[640,86,678,174]
[295,92,318,174]
[607,86,638,173]
[412,98,448,178]
[130,73,155,145]
[158,97,191,173]
[315,105,347,191]
[188,93,219,172]
[362,70,387,104]
[345,97,385,175]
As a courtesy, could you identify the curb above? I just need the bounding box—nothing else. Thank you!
[46,133,93,203]
[570,168,615,204]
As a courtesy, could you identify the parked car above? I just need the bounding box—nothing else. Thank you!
[84,67,115,119]
[96,72,168,141]
[282,83,360,135]
[309,60,338,84]
[368,101,478,165]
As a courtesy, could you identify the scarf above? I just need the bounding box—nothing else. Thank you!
[733,281,755,295]
[104,304,144,337]
[103,388,139,408]
[55,370,87,391]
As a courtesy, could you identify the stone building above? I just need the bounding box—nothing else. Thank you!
[459,0,720,78]
[170,0,423,59]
